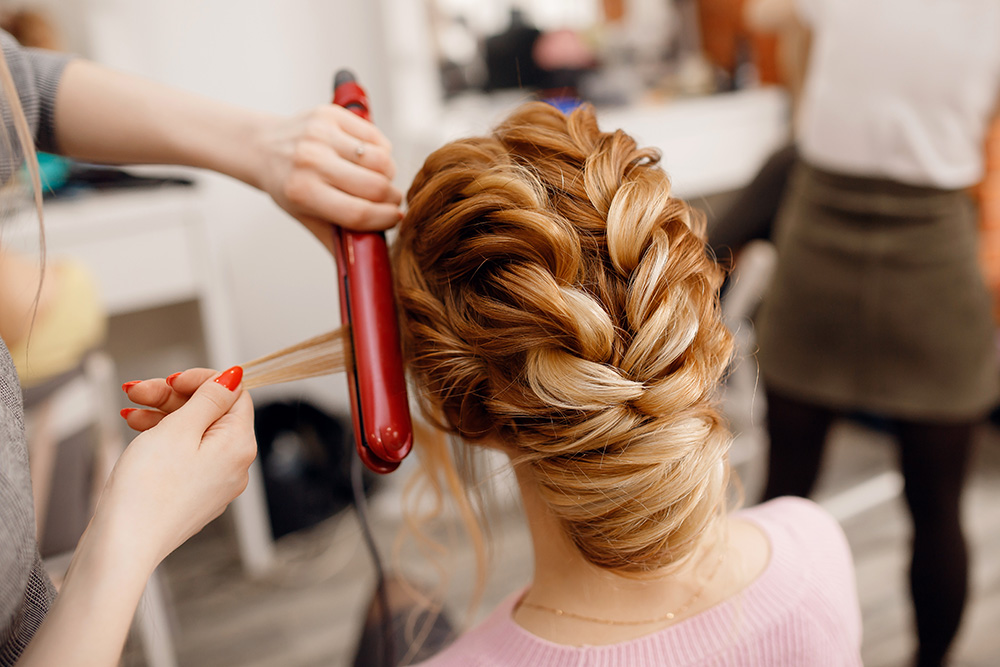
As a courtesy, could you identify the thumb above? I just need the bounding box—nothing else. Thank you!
[171,366,244,435]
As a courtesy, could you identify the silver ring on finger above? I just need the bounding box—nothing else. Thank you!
[355,141,366,159]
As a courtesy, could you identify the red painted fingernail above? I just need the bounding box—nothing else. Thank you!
[122,381,140,392]
[165,372,182,387]
[120,408,137,419]
[214,366,243,392]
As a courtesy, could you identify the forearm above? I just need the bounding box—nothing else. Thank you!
[51,58,403,235]
[17,519,152,667]
[53,59,274,188]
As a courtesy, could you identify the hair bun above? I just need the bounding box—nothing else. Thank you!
[396,102,733,574]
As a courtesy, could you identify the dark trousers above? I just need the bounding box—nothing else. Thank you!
[762,388,974,667]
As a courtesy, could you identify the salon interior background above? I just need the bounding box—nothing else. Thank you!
[15,0,781,417]
[6,1,999,666]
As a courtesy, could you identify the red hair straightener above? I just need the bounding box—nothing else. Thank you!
[331,70,412,474]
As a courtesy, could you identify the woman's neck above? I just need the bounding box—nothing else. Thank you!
[509,462,768,646]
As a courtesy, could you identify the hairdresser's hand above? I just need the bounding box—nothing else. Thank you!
[252,106,403,252]
[99,367,256,570]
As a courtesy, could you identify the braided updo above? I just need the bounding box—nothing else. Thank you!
[395,102,733,575]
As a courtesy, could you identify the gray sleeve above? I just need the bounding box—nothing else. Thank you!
[1,29,74,154]
[0,341,56,664]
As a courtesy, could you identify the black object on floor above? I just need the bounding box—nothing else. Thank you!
[255,400,377,539]
[351,577,457,667]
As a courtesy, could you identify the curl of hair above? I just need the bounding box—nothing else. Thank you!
[395,102,733,575]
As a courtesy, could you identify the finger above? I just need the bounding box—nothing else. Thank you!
[294,183,403,232]
[124,368,215,414]
[203,391,256,447]
[293,143,401,205]
[166,366,244,436]
[167,368,218,397]
[120,407,167,432]
[303,107,396,179]
[202,393,257,469]
[289,174,402,231]
[303,106,393,162]
[339,139,397,182]
[326,105,393,151]
[122,379,170,409]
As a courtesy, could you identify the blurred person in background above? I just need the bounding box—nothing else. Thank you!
[706,0,809,266]
[749,1,1000,666]
[0,24,400,666]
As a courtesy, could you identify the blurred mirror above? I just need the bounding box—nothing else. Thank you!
[426,0,769,106]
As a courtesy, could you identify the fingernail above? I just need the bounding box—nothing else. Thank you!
[214,366,243,392]
[120,408,137,419]
[122,381,140,392]
[165,372,182,387]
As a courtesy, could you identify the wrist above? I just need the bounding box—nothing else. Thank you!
[200,107,276,190]
[74,511,159,587]
[18,514,156,667]
[160,94,276,190]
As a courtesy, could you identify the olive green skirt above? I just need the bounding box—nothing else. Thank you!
[756,163,999,421]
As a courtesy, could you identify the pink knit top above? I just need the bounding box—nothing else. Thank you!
[415,497,862,666]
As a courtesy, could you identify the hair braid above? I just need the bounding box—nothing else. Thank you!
[396,102,733,574]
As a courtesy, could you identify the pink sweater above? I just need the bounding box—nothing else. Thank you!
[415,497,862,666]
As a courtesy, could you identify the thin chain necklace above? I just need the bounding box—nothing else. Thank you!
[515,549,727,626]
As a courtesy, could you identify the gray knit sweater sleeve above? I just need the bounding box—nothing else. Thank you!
[0,340,56,666]
[0,32,73,665]
[0,29,73,155]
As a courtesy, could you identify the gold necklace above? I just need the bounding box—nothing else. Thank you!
[515,549,726,627]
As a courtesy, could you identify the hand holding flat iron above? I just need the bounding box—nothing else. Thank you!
[55,60,403,253]
[252,104,404,251]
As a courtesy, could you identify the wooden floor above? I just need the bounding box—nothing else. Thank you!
[123,408,1000,667]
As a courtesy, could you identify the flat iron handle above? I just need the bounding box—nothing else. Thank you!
[332,70,412,473]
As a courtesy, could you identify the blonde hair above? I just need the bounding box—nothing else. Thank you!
[394,102,734,576]
[0,47,44,221]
